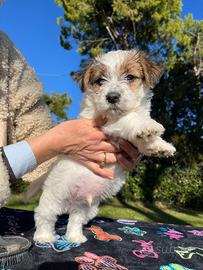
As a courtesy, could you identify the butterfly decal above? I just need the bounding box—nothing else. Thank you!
[35,234,80,252]
[86,226,122,242]
[160,263,194,270]
[132,240,159,259]
[75,252,128,270]
[118,226,146,236]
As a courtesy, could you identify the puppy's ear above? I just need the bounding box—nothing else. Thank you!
[139,51,163,89]
[74,62,94,92]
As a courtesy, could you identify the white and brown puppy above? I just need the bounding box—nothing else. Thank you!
[33,49,176,244]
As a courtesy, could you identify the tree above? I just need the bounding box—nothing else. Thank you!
[43,92,72,122]
[55,0,202,161]
[55,0,203,207]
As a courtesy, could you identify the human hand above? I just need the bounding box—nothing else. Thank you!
[117,140,142,172]
[27,119,141,179]
[59,118,120,179]
[55,120,141,176]
[28,118,119,179]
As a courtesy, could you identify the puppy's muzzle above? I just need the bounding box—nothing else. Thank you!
[106,92,121,104]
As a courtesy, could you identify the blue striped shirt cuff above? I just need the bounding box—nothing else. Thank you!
[3,140,37,179]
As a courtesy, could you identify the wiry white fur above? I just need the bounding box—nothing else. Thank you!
[34,50,176,244]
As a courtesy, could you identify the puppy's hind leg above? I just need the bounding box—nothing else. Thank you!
[34,192,59,243]
[66,206,89,243]
[83,204,99,225]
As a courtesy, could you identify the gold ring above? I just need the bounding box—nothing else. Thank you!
[100,152,107,168]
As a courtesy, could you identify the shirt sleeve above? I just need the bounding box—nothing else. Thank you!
[3,141,37,180]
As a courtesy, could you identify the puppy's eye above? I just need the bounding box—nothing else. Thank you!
[95,78,106,85]
[125,74,137,81]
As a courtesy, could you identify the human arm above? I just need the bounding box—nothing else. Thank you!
[26,119,141,178]
[0,119,141,207]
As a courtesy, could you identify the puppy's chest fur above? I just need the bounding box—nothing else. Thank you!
[45,157,125,209]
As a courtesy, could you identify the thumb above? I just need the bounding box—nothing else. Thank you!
[94,115,107,127]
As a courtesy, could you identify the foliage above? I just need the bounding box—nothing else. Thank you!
[55,0,203,208]
[120,160,203,210]
[43,92,72,121]
[153,165,203,209]
[11,179,30,194]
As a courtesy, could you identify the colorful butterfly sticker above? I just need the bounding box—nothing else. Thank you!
[117,219,137,225]
[175,246,203,260]
[75,252,128,270]
[188,230,203,236]
[157,227,184,240]
[86,226,122,241]
[132,240,159,259]
[118,226,147,236]
[35,234,80,252]
[160,263,194,270]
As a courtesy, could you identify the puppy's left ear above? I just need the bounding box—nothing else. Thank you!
[139,52,164,89]
[73,61,94,92]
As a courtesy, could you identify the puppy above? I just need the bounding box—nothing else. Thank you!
[33,49,176,244]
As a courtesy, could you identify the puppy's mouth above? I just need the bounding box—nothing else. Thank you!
[107,104,125,115]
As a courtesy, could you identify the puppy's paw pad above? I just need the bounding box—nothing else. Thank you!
[157,145,176,157]
[136,123,165,138]
[67,234,87,243]
[34,231,56,244]
[144,140,176,157]
[147,144,176,157]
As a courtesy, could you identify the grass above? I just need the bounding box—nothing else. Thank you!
[6,193,203,228]
[99,199,203,227]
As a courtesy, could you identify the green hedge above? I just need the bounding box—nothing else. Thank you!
[120,161,203,210]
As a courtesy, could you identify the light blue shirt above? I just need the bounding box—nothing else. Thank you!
[3,140,37,179]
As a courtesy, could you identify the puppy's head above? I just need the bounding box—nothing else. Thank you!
[77,49,163,118]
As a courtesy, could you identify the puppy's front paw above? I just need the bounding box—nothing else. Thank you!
[159,143,176,157]
[145,140,176,157]
[136,121,165,139]
[67,233,87,243]
[34,231,56,243]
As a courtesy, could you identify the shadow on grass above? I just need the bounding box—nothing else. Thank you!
[119,199,190,226]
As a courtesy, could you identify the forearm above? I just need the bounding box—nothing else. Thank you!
[26,131,59,165]
[26,121,76,164]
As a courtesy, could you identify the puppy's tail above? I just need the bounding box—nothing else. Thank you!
[23,173,47,203]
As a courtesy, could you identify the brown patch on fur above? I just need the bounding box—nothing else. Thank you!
[76,61,107,92]
[119,50,163,89]
[119,51,143,91]
[138,51,163,88]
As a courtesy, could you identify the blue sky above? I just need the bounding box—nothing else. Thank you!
[1,0,202,118]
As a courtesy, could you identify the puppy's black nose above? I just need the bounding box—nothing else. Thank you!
[106,92,121,104]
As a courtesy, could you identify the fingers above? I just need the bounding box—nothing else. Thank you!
[119,140,139,160]
[87,152,117,164]
[94,116,107,127]
[117,140,142,172]
[88,141,118,153]
[117,153,135,172]
[81,161,114,179]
